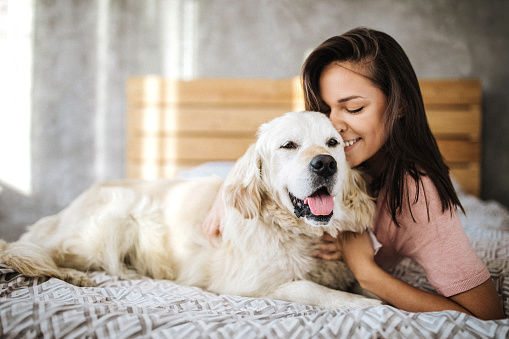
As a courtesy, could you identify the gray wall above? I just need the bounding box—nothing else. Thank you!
[1,0,508,241]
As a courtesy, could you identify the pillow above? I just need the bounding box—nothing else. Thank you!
[178,161,235,180]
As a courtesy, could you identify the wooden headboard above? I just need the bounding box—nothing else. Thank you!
[126,77,481,196]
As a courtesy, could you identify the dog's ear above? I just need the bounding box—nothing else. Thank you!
[342,168,376,230]
[223,144,263,219]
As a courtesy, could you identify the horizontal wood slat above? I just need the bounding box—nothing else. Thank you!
[128,136,256,161]
[436,140,480,163]
[449,163,480,196]
[127,76,305,105]
[419,79,481,105]
[127,106,288,135]
[426,105,481,140]
[126,76,482,196]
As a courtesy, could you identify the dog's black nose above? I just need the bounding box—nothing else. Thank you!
[309,155,337,178]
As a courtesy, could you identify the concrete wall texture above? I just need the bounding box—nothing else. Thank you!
[0,0,508,241]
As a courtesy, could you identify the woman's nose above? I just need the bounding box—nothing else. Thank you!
[329,112,347,133]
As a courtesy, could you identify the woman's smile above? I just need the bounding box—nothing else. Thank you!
[344,138,361,149]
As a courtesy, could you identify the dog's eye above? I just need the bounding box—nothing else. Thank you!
[327,138,339,147]
[280,141,298,149]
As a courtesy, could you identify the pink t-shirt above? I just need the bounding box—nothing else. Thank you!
[373,175,490,297]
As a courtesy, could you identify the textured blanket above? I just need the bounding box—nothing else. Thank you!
[1,189,508,338]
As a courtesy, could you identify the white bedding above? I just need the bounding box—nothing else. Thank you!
[1,163,508,338]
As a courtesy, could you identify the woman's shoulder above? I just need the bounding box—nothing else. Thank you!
[402,172,441,205]
[390,171,461,229]
[376,172,462,253]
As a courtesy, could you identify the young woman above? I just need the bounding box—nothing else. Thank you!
[202,27,505,320]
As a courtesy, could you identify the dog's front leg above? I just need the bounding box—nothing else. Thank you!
[266,280,383,310]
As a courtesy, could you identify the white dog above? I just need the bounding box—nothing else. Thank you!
[0,112,382,309]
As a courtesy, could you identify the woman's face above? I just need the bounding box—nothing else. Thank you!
[319,62,389,167]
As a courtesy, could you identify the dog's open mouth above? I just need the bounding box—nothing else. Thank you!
[289,187,334,223]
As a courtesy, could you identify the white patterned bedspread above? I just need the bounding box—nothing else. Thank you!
[1,188,509,338]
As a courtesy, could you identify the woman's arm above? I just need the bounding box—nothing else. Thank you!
[202,184,225,247]
[317,232,505,320]
[449,278,506,320]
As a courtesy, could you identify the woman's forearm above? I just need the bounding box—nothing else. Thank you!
[323,232,505,319]
[355,262,473,315]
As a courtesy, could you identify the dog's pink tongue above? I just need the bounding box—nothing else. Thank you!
[304,194,334,215]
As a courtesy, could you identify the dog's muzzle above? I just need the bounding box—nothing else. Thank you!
[288,154,338,224]
[289,187,335,224]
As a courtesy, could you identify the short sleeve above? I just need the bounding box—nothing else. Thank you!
[378,175,490,297]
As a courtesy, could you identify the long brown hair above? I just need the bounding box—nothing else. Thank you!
[301,27,463,225]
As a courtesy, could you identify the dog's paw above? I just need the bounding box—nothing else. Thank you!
[58,268,95,287]
[117,269,143,281]
[319,294,384,310]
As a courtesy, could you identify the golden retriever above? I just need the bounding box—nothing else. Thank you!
[0,111,382,309]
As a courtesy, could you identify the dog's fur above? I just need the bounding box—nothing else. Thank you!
[0,112,382,309]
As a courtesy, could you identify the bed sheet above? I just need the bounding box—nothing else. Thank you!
[1,165,509,338]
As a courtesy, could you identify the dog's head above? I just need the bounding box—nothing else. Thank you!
[223,111,374,236]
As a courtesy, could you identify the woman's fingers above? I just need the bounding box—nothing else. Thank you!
[201,185,226,247]
[315,242,338,252]
[202,212,222,247]
[314,250,342,261]
[320,232,336,242]
[314,232,343,261]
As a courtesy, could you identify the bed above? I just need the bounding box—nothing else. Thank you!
[1,77,508,338]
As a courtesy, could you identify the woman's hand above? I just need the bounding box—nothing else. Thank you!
[202,184,225,247]
[314,232,343,261]
[337,231,377,279]
[316,231,377,279]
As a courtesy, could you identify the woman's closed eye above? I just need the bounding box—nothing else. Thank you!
[346,106,364,114]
